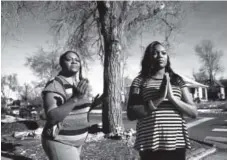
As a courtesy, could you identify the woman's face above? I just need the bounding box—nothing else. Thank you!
[150,44,168,69]
[61,52,80,73]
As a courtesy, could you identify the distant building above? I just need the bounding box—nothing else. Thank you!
[188,78,226,101]
[180,75,209,102]
[220,79,227,100]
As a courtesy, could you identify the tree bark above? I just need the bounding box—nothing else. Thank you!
[97,1,123,133]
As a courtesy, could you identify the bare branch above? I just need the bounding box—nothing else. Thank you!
[118,1,132,25]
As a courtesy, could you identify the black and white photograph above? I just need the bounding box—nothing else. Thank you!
[1,1,227,160]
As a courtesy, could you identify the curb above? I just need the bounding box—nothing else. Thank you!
[187,147,217,160]
[187,138,217,160]
[204,139,227,150]
[204,136,227,144]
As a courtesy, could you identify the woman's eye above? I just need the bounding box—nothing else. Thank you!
[153,52,158,56]
[65,58,72,61]
[65,58,80,62]
[162,52,167,55]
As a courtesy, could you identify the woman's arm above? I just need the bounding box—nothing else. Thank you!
[127,87,147,120]
[127,75,169,120]
[167,79,198,119]
[44,92,91,126]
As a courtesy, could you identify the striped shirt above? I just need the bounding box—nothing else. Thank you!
[131,75,191,151]
[42,75,90,146]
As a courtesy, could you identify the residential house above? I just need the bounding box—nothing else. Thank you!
[192,79,226,101]
[180,75,209,102]
[219,79,227,100]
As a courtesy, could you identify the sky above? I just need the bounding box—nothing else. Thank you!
[1,1,227,96]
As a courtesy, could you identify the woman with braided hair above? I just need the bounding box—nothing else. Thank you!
[41,51,100,160]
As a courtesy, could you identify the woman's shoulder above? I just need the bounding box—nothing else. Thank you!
[131,75,143,87]
[42,76,67,99]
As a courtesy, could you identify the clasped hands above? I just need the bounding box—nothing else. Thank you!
[159,73,175,101]
[74,78,89,97]
[71,78,104,109]
[145,73,175,112]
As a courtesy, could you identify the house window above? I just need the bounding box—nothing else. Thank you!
[202,88,206,99]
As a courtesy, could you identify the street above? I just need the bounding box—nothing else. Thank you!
[188,113,227,160]
[188,114,227,149]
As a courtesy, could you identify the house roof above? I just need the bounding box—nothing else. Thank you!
[201,79,224,87]
[179,74,209,88]
[214,80,224,87]
[220,79,227,87]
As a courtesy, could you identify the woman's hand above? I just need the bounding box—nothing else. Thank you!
[159,73,169,100]
[166,73,175,101]
[74,78,89,97]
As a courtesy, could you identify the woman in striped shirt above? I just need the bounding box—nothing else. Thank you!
[127,41,198,160]
[41,51,93,160]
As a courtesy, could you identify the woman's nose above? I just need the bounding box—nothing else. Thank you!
[157,52,163,58]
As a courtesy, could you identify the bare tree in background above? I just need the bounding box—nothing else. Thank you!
[1,74,20,105]
[193,68,208,82]
[25,47,61,87]
[1,1,39,50]
[48,1,189,133]
[194,40,224,86]
[2,1,193,133]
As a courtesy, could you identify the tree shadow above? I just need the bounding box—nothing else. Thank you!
[1,142,22,152]
[1,142,32,160]
[1,152,32,160]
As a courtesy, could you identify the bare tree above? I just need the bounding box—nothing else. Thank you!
[1,1,39,50]
[195,40,224,86]
[2,1,192,133]
[25,47,61,87]
[1,74,20,105]
[192,68,208,82]
[17,83,43,105]
[47,1,188,133]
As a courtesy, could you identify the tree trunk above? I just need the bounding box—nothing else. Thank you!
[97,1,123,133]
[102,41,123,133]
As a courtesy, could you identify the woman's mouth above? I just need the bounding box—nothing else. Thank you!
[158,59,164,63]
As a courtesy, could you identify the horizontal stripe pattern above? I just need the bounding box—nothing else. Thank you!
[131,75,190,151]
[43,76,90,146]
